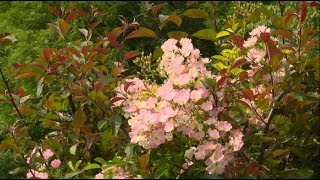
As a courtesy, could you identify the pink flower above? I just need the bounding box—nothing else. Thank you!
[201,101,213,111]
[156,81,176,101]
[243,36,258,47]
[229,137,244,151]
[249,25,270,37]
[161,38,178,52]
[247,48,266,61]
[215,121,232,132]
[51,159,61,168]
[173,73,191,86]
[42,149,54,160]
[208,129,220,139]
[95,172,104,179]
[164,119,176,132]
[173,89,190,105]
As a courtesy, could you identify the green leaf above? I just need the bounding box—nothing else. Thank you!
[102,128,112,149]
[68,161,75,172]
[139,152,150,170]
[182,9,208,18]
[58,18,69,37]
[191,29,217,41]
[213,62,228,71]
[72,109,87,127]
[166,13,182,26]
[126,28,157,39]
[167,31,189,40]
[70,144,77,155]
[16,65,47,77]
[9,167,24,175]
[94,157,107,165]
[97,120,108,131]
[152,47,163,61]
[216,31,230,39]
[65,171,82,179]
[272,149,289,157]
[82,163,101,171]
[111,115,122,136]
[211,55,226,61]
[74,160,82,171]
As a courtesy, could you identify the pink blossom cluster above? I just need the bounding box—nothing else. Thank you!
[115,38,244,175]
[243,26,286,127]
[95,166,131,179]
[25,148,61,179]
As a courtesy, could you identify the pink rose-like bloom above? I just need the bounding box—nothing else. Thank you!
[173,89,190,105]
[51,159,61,168]
[95,173,104,179]
[42,149,54,160]
[208,128,220,139]
[243,36,258,47]
[215,121,232,132]
[26,169,48,179]
[247,48,266,62]
[249,25,270,37]
[161,38,178,52]
[201,101,213,111]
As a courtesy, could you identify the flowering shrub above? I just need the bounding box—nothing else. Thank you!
[115,38,244,175]
[0,1,319,179]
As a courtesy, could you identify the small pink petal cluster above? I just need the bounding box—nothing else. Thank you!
[95,166,131,179]
[115,38,244,175]
[51,159,61,168]
[26,169,48,179]
[26,148,60,179]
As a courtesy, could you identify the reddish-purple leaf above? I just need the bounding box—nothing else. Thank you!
[272,30,293,40]
[89,21,101,30]
[77,7,88,19]
[48,6,60,17]
[0,32,11,39]
[124,51,140,61]
[260,32,270,42]
[297,1,307,22]
[124,82,133,92]
[68,88,83,95]
[231,57,247,69]
[43,49,53,61]
[82,45,89,57]
[106,32,119,46]
[94,81,105,91]
[217,76,228,87]
[284,11,297,24]
[239,71,248,81]
[66,48,81,57]
[151,4,163,15]
[231,35,244,48]
[111,27,123,39]
[66,11,78,23]
[242,89,254,101]
[14,87,25,98]
[310,1,320,10]
[109,97,126,106]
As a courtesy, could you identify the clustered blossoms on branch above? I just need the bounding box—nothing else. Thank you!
[95,166,132,179]
[115,38,244,175]
[242,25,286,127]
[25,148,61,179]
